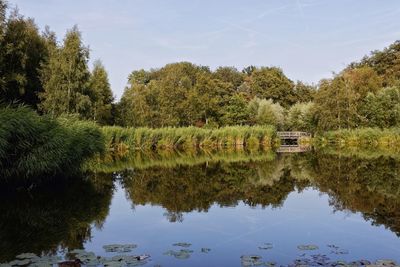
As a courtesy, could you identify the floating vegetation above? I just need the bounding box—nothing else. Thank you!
[240,255,266,267]
[103,244,138,253]
[287,254,399,267]
[172,242,191,248]
[200,248,211,253]
[375,260,398,266]
[258,243,273,250]
[297,244,319,250]
[327,244,349,255]
[68,249,150,267]
[0,253,61,267]
[163,249,194,260]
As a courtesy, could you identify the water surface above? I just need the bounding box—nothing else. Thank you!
[1,150,400,266]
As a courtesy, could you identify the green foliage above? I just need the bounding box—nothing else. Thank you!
[0,106,104,179]
[351,40,400,87]
[286,102,315,132]
[101,125,276,151]
[247,97,284,129]
[221,93,250,125]
[0,8,49,108]
[39,26,93,118]
[316,127,400,147]
[213,66,244,88]
[359,86,400,128]
[89,60,114,125]
[246,67,296,108]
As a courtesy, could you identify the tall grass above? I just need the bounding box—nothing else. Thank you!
[315,127,400,148]
[0,106,104,179]
[101,125,277,151]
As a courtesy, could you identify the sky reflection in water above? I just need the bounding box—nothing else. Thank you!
[1,151,400,266]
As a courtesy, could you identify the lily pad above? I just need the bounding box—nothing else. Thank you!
[8,259,30,266]
[164,249,193,260]
[15,253,37,260]
[103,244,138,253]
[297,244,319,250]
[172,242,191,248]
[375,259,397,266]
[201,248,211,253]
[240,255,264,267]
[258,243,273,250]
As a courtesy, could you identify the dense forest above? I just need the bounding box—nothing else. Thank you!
[1,0,400,133]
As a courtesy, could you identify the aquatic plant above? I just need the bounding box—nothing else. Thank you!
[101,125,277,152]
[315,127,400,148]
[0,106,104,179]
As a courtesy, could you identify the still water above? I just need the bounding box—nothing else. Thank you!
[1,149,400,266]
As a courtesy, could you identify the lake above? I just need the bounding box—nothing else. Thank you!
[1,149,400,266]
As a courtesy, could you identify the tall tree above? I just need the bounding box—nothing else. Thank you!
[0,8,49,108]
[213,66,244,89]
[247,67,296,108]
[40,26,92,118]
[351,41,400,87]
[89,60,114,125]
[220,93,249,126]
[360,86,400,128]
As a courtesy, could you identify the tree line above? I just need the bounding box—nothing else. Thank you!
[0,1,114,125]
[1,0,400,132]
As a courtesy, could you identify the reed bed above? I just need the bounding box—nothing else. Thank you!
[0,106,104,179]
[101,125,277,151]
[315,127,400,147]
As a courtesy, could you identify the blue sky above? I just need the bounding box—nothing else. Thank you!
[10,0,400,99]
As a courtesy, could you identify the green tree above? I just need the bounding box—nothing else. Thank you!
[314,77,356,130]
[248,97,285,129]
[89,60,114,125]
[0,9,49,108]
[221,93,250,125]
[360,87,400,128]
[213,66,244,89]
[293,81,315,103]
[39,26,92,118]
[351,40,400,87]
[314,67,382,131]
[286,102,315,132]
[247,67,295,108]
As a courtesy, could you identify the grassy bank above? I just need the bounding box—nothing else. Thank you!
[315,128,400,147]
[101,125,277,152]
[0,106,104,179]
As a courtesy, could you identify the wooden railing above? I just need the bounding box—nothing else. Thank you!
[277,131,311,139]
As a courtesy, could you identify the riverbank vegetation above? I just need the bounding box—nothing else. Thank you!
[315,128,400,148]
[101,125,276,152]
[0,106,104,179]
[2,0,400,173]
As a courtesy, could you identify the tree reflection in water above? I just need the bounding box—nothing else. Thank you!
[0,172,115,262]
[1,148,400,262]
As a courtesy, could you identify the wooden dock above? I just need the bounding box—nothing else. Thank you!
[277,131,311,140]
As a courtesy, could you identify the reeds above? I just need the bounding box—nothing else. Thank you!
[0,106,104,179]
[315,127,400,148]
[101,125,277,151]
